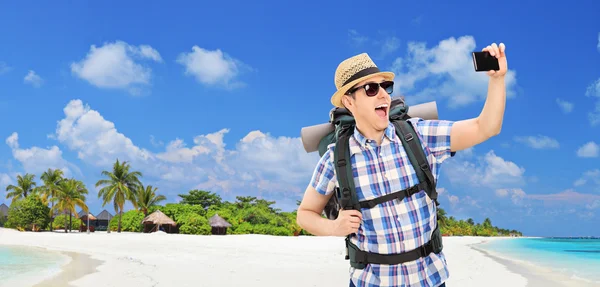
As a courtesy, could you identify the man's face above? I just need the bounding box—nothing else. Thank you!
[342,75,392,133]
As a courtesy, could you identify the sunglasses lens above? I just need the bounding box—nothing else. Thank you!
[364,84,379,96]
[381,81,394,94]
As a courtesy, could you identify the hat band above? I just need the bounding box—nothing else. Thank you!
[342,66,381,86]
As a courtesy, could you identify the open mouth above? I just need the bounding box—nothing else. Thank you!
[375,104,388,119]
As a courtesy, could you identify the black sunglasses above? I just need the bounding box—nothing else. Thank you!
[346,80,394,97]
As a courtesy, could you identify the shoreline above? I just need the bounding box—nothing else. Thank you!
[0,244,72,287]
[0,234,104,287]
[33,249,103,287]
[1,228,597,286]
[471,238,600,287]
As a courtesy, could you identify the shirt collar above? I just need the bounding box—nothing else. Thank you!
[350,122,397,153]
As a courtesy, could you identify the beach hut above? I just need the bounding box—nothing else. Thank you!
[95,210,114,232]
[142,210,177,233]
[79,213,97,232]
[209,213,231,235]
[0,203,8,220]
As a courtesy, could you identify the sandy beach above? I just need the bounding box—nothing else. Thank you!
[0,227,586,287]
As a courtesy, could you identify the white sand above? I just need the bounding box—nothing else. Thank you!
[0,228,535,287]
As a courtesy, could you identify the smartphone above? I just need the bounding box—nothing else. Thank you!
[472,51,499,72]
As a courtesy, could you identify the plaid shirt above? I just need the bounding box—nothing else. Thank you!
[309,118,455,287]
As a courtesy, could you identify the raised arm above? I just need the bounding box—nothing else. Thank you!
[450,42,508,152]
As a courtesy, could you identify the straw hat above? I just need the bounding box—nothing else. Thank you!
[331,53,395,108]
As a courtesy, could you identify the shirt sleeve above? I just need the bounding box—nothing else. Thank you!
[408,118,456,164]
[308,148,338,196]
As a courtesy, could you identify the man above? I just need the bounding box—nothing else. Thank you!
[296,42,507,287]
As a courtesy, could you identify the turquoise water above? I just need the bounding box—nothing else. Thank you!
[0,245,68,286]
[479,237,600,283]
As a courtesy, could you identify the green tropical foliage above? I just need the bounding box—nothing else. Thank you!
[438,209,523,237]
[135,184,166,216]
[50,178,89,233]
[35,168,65,231]
[1,158,523,238]
[5,173,37,203]
[4,196,51,231]
[95,159,143,233]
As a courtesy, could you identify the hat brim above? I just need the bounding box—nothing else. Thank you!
[330,71,395,108]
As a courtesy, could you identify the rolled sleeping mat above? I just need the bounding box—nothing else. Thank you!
[300,101,438,153]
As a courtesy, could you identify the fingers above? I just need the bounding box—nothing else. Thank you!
[483,42,506,58]
[344,209,363,220]
[349,216,361,224]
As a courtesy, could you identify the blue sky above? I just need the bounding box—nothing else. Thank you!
[0,1,599,237]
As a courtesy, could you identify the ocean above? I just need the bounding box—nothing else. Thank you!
[478,237,600,284]
[0,245,69,286]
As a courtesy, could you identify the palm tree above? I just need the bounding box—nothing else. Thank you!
[35,168,64,231]
[5,173,37,203]
[95,159,142,233]
[437,207,448,227]
[50,179,89,233]
[135,184,166,217]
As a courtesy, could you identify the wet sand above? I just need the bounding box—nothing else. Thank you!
[34,250,103,287]
[471,240,600,287]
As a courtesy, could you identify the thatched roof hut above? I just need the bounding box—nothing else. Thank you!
[209,213,231,235]
[142,210,177,233]
[80,213,97,222]
[96,210,113,221]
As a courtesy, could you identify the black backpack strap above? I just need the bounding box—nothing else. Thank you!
[392,119,439,206]
[332,124,362,263]
[333,124,360,211]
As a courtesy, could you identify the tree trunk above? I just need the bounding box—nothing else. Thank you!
[118,208,122,233]
[50,202,54,232]
[64,210,68,233]
[69,211,72,232]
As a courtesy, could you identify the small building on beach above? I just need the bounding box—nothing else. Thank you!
[142,210,177,233]
[79,213,97,232]
[95,210,114,231]
[209,213,231,235]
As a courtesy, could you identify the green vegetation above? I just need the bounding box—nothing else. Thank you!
[437,208,523,237]
[2,159,522,238]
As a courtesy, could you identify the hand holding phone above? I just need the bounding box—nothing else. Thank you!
[472,51,500,72]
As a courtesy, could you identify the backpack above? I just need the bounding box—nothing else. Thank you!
[317,96,444,269]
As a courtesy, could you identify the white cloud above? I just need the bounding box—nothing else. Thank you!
[514,135,559,149]
[70,41,162,94]
[23,70,43,87]
[576,141,599,158]
[54,99,155,167]
[5,132,78,177]
[348,30,368,46]
[444,149,526,188]
[556,98,574,114]
[176,46,250,89]
[0,62,10,75]
[50,99,320,204]
[381,36,400,56]
[0,173,11,187]
[528,189,600,206]
[495,188,526,205]
[585,78,600,126]
[573,169,600,190]
[389,35,518,108]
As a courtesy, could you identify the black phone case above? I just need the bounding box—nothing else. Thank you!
[472,52,499,71]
